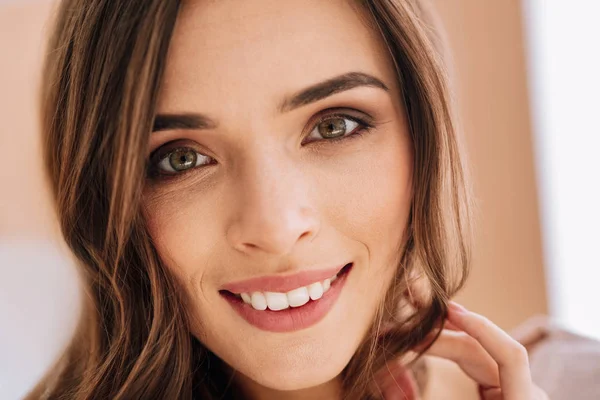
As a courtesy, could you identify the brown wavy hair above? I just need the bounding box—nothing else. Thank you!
[30,0,471,398]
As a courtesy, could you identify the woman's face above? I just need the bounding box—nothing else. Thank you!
[144,0,413,394]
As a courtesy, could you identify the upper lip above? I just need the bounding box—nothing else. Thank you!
[220,264,348,294]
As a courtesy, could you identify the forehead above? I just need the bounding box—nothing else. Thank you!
[158,0,398,113]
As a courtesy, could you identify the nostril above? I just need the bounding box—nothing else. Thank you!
[299,230,314,242]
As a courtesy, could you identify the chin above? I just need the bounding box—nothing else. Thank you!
[221,304,368,393]
[236,336,356,391]
[200,304,368,394]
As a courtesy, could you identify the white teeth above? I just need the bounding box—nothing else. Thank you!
[265,292,289,311]
[239,271,341,311]
[323,278,331,292]
[240,292,252,304]
[307,282,324,300]
[251,292,267,311]
[287,287,310,307]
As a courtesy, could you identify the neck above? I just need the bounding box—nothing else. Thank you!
[235,373,344,400]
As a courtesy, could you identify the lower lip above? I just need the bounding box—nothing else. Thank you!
[221,264,352,333]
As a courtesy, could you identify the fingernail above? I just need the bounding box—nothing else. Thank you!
[448,301,467,313]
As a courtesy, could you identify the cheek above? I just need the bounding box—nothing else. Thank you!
[142,188,223,295]
[319,129,413,265]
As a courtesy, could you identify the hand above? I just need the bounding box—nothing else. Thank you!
[374,302,550,400]
[427,302,548,399]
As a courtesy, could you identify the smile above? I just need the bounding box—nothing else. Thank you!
[220,263,352,332]
[236,269,339,310]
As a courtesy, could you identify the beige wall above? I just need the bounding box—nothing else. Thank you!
[433,0,548,329]
[0,1,547,330]
[0,1,56,239]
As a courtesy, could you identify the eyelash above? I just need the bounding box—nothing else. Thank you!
[147,110,376,180]
[303,112,374,145]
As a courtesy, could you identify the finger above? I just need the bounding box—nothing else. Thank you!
[481,387,503,400]
[482,386,548,400]
[448,302,534,400]
[425,329,500,387]
[443,319,461,331]
[410,320,458,353]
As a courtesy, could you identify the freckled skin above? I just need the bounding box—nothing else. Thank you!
[143,0,414,398]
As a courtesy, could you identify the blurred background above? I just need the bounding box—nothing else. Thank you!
[0,0,599,397]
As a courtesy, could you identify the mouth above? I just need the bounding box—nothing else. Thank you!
[220,263,353,332]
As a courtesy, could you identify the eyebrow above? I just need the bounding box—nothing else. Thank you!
[152,71,389,132]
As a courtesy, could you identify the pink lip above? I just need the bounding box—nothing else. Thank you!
[220,264,348,294]
[221,264,352,332]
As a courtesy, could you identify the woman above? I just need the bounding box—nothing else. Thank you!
[31,0,548,398]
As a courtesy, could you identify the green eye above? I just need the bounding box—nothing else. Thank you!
[318,117,348,138]
[306,116,361,142]
[156,148,212,173]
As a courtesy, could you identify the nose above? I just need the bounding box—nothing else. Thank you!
[225,153,320,256]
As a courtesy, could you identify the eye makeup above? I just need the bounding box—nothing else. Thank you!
[145,107,380,182]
